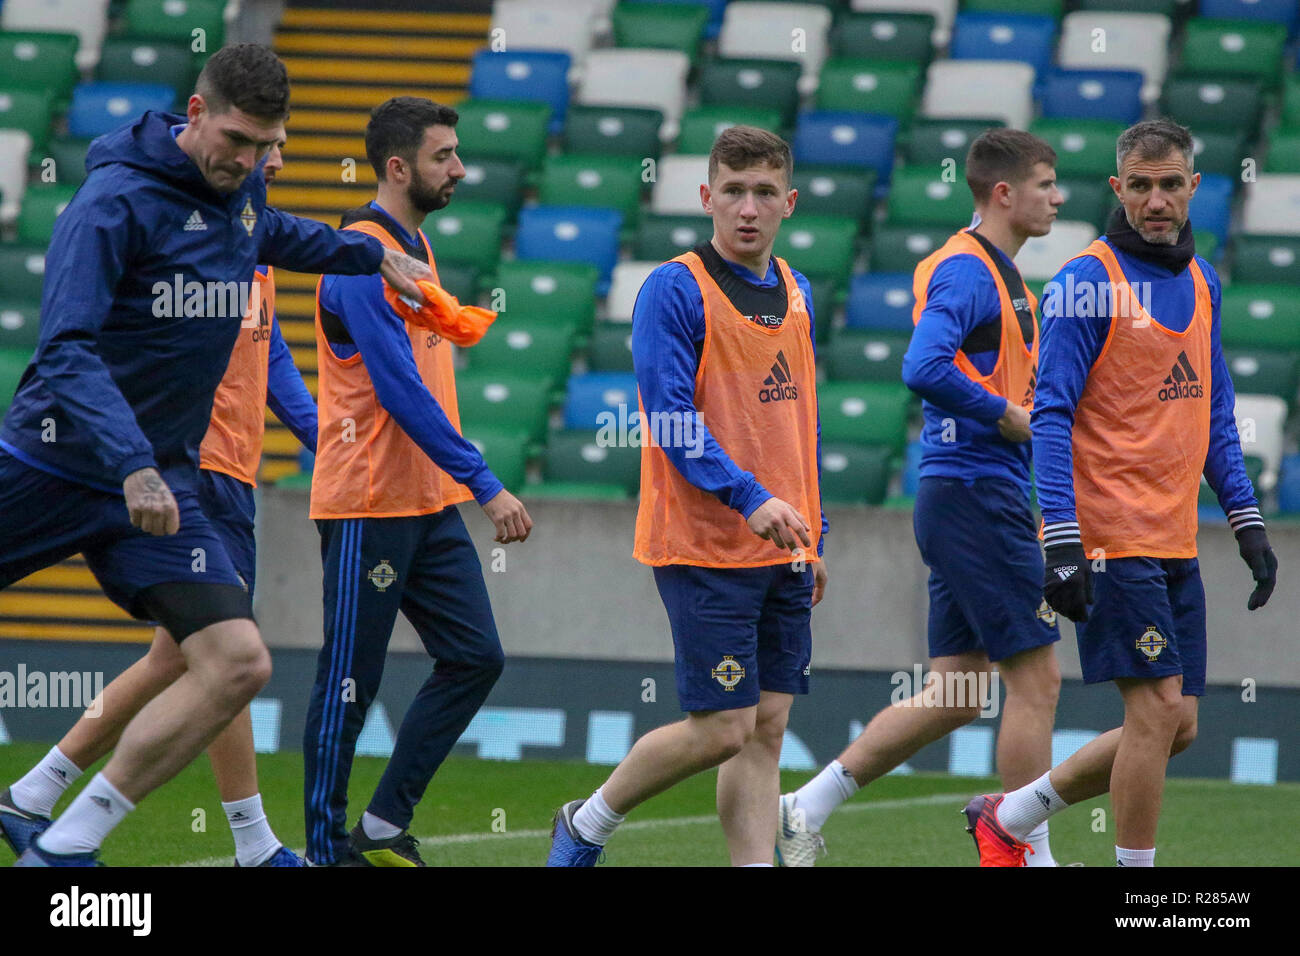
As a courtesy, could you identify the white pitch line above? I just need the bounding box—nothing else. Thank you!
[174,792,970,867]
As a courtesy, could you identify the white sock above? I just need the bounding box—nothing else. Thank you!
[741,862,774,867]
[572,787,624,846]
[1023,822,1056,867]
[1116,846,1155,867]
[223,794,282,867]
[9,745,82,817]
[996,771,1069,842]
[36,773,134,855]
[361,810,402,840]
[793,759,859,832]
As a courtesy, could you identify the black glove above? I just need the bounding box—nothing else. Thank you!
[1043,542,1093,623]
[1235,525,1277,610]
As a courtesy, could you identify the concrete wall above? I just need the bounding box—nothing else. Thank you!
[255,488,1299,686]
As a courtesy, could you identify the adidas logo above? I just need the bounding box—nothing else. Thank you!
[759,350,799,403]
[90,795,112,812]
[229,811,248,822]
[1158,351,1203,402]
[1034,789,1052,811]
[183,209,207,232]
[1056,565,1078,581]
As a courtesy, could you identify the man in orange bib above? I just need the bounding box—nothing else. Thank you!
[965,119,1278,867]
[548,126,826,867]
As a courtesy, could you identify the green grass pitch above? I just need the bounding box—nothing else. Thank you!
[0,742,1294,866]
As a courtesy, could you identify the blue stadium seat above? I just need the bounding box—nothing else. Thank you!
[1039,68,1143,124]
[468,49,571,133]
[901,439,923,497]
[563,372,639,430]
[1199,0,1297,31]
[792,111,897,192]
[950,13,1058,77]
[1278,454,1300,515]
[67,81,174,138]
[1188,173,1234,247]
[844,273,917,333]
[514,206,623,294]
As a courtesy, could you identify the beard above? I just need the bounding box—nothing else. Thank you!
[1129,210,1182,246]
[409,167,453,215]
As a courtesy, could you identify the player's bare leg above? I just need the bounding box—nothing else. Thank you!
[716,691,791,865]
[1109,675,1183,852]
[993,644,1060,789]
[207,708,259,801]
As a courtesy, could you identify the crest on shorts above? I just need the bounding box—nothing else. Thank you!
[240,197,257,237]
[712,656,745,691]
[1136,625,1166,661]
[368,559,397,592]
[1036,599,1058,627]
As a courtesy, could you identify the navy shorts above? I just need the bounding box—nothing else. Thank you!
[0,451,245,619]
[1075,556,1207,696]
[198,469,257,597]
[914,476,1059,663]
[654,562,813,712]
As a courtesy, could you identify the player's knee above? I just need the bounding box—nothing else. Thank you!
[210,626,271,701]
[1127,685,1184,736]
[142,632,187,685]
[701,713,752,761]
[1170,716,1198,756]
[938,704,982,730]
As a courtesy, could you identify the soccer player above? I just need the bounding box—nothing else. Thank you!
[965,118,1278,867]
[0,44,430,866]
[302,97,532,867]
[776,129,1066,867]
[547,126,827,868]
[0,143,317,868]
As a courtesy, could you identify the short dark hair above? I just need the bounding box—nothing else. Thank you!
[195,43,290,119]
[366,97,459,180]
[964,128,1057,204]
[708,125,792,185]
[1116,118,1194,171]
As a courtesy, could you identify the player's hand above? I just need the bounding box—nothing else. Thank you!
[747,497,812,551]
[123,467,180,536]
[1042,542,1092,622]
[812,557,828,607]
[1235,525,1277,610]
[482,489,533,544]
[379,248,432,303]
[997,400,1032,443]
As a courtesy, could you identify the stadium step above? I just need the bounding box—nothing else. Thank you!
[0,558,153,643]
[278,9,490,35]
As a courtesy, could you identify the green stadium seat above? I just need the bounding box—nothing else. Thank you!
[1223,349,1299,404]
[814,58,921,124]
[1191,129,1249,179]
[1265,129,1300,174]
[455,370,553,445]
[538,429,640,495]
[870,225,954,273]
[563,105,664,160]
[905,118,1004,166]
[791,166,877,229]
[833,13,934,65]
[490,261,599,337]
[613,2,709,62]
[454,100,552,171]
[124,0,225,46]
[825,331,912,384]
[1220,285,1300,350]
[1201,455,1264,506]
[820,442,892,505]
[1178,18,1286,85]
[44,136,91,186]
[806,275,836,345]
[886,165,973,228]
[422,201,507,273]
[1073,0,1177,13]
[634,214,712,261]
[453,159,525,220]
[16,184,77,246]
[97,38,196,92]
[1194,230,1219,264]
[0,87,53,152]
[435,262,479,304]
[1285,76,1300,128]
[0,246,46,303]
[0,300,41,351]
[0,346,31,415]
[587,322,635,372]
[772,217,857,284]
[1161,77,1264,134]
[818,382,912,451]
[461,425,530,491]
[1056,177,1116,232]
[963,0,1063,15]
[0,32,79,107]
[467,318,574,386]
[1029,119,1126,179]
[1231,236,1300,284]
[677,105,784,155]
[538,153,646,227]
[698,57,802,128]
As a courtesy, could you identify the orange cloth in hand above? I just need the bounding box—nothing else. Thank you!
[391,278,496,347]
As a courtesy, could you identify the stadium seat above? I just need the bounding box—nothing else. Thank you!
[539,153,645,227]
[455,369,553,444]
[1073,0,1177,12]
[514,206,623,294]
[436,263,479,304]
[0,87,52,152]
[67,82,175,139]
[818,381,912,450]
[123,0,224,47]
[1,0,109,71]
[16,184,77,246]
[461,425,529,492]
[467,318,574,386]
[1194,230,1220,265]
[820,442,892,504]
[905,118,1003,166]
[576,49,690,141]
[814,58,921,124]
[0,346,30,415]
[850,0,959,46]
[453,158,526,219]
[1234,394,1287,491]
[563,105,664,159]
[963,0,1062,14]
[1039,68,1143,124]
[0,128,31,225]
[587,322,636,372]
[96,38,196,92]
[833,12,935,64]
[719,2,832,95]
[772,217,858,284]
[844,273,917,333]
[1177,17,1286,84]
[1278,454,1300,515]
[950,13,1057,77]
[612,2,709,63]
[0,300,40,351]
[1286,75,1300,129]
[1230,235,1300,284]
[0,245,46,302]
[869,225,955,273]
[1220,284,1300,350]
[1029,119,1125,179]
[1056,177,1116,233]
[1199,0,1297,29]
[1161,76,1264,134]
[453,99,552,171]
[790,166,877,227]
[469,50,571,134]
[651,154,710,217]
[490,0,597,67]
[886,165,972,228]
[423,202,507,274]
[792,112,897,186]
[1191,129,1250,179]
[563,371,639,429]
[1224,350,1299,405]
[0,31,80,106]
[606,261,659,323]
[540,428,641,496]
[921,60,1035,130]
[1266,129,1300,175]
[1241,175,1300,236]
[1015,221,1098,282]
[1187,174,1234,247]
[492,260,599,336]
[698,57,803,128]
[634,214,711,261]
[826,330,913,383]
[1057,12,1172,103]
[676,105,783,155]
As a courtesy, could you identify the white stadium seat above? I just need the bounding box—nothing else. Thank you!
[921,60,1035,130]
[1057,12,1171,104]
[719,2,832,94]
[1015,221,1098,282]
[1,0,112,70]
[851,0,958,46]
[1241,175,1300,236]
[491,0,598,69]
[577,49,691,141]
[606,261,660,323]
[1234,394,1287,492]
[651,154,710,217]
[0,130,33,226]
